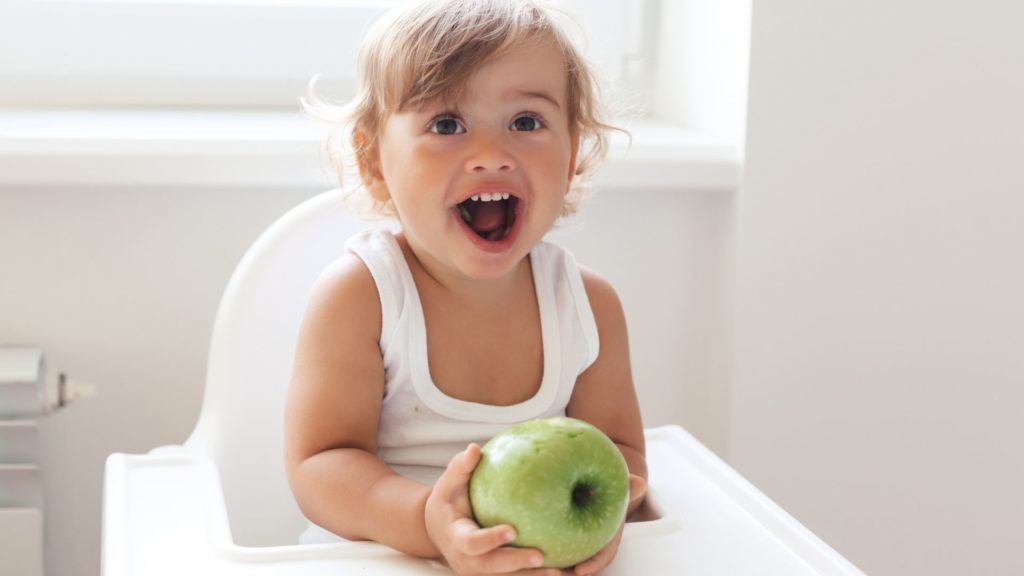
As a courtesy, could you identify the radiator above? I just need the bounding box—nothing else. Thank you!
[1,348,46,576]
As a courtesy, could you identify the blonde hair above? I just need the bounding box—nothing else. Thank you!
[304,0,617,218]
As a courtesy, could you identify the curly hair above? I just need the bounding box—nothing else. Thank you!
[303,0,617,219]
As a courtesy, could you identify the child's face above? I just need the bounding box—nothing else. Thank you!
[364,39,579,283]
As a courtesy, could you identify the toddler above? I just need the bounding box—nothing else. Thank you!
[285,1,646,574]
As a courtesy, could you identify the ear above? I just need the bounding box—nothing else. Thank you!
[354,130,390,203]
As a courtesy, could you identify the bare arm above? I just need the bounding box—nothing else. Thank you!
[561,267,647,575]
[283,254,437,557]
[566,267,647,515]
[283,255,548,574]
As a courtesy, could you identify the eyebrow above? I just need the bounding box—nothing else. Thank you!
[514,90,563,110]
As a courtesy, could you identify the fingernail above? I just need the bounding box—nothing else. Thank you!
[531,554,544,567]
[504,530,516,542]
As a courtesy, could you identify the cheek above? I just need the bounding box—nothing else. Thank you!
[395,150,441,187]
[380,147,451,204]
[379,140,421,180]
[530,145,574,186]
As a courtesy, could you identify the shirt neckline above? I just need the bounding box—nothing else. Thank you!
[383,231,561,422]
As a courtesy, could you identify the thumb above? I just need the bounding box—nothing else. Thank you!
[435,443,482,499]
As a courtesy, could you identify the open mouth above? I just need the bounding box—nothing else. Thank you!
[456,192,520,242]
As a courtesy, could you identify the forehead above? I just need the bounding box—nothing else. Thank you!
[432,40,570,109]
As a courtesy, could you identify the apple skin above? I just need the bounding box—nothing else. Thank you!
[468,417,630,568]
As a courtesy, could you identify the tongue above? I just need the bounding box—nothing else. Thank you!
[466,201,507,235]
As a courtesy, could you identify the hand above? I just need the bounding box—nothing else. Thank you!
[425,444,562,576]
[571,474,647,576]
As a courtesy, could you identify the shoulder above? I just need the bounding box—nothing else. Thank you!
[312,252,379,307]
[539,242,619,306]
[303,252,382,340]
[578,265,626,325]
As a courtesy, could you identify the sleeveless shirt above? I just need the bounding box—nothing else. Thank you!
[346,228,600,485]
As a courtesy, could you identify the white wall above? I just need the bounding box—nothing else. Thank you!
[733,1,1024,575]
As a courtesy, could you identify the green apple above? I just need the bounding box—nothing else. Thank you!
[468,417,630,568]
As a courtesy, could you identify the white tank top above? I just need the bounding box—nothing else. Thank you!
[347,227,600,485]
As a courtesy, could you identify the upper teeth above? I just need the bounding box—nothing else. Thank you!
[470,193,510,202]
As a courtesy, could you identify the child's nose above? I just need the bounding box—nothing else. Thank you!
[465,138,515,174]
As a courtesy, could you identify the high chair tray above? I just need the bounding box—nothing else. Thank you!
[102,425,863,575]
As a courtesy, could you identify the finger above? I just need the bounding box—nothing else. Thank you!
[573,525,623,575]
[450,519,516,555]
[498,569,564,576]
[629,474,647,501]
[573,548,612,576]
[434,443,482,500]
[471,545,545,574]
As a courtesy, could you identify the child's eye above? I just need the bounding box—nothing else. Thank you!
[429,116,466,135]
[510,114,544,132]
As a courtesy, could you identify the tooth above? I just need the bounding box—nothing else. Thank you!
[502,193,510,200]
[471,195,480,201]
[483,193,495,202]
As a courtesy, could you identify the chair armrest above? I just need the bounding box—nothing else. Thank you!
[101,450,432,576]
[101,428,863,576]
[102,450,230,576]
[624,426,865,576]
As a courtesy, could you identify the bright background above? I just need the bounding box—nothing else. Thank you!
[2,1,1022,575]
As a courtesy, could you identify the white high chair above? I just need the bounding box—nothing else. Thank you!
[102,189,864,576]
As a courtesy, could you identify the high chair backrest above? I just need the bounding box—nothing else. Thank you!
[184,189,368,546]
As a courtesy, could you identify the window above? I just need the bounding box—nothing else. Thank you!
[0,0,748,190]
[0,0,655,111]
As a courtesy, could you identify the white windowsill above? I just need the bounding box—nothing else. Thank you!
[0,110,742,191]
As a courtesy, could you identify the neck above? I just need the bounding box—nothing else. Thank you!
[396,233,533,306]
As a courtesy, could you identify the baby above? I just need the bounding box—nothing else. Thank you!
[284,1,646,574]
